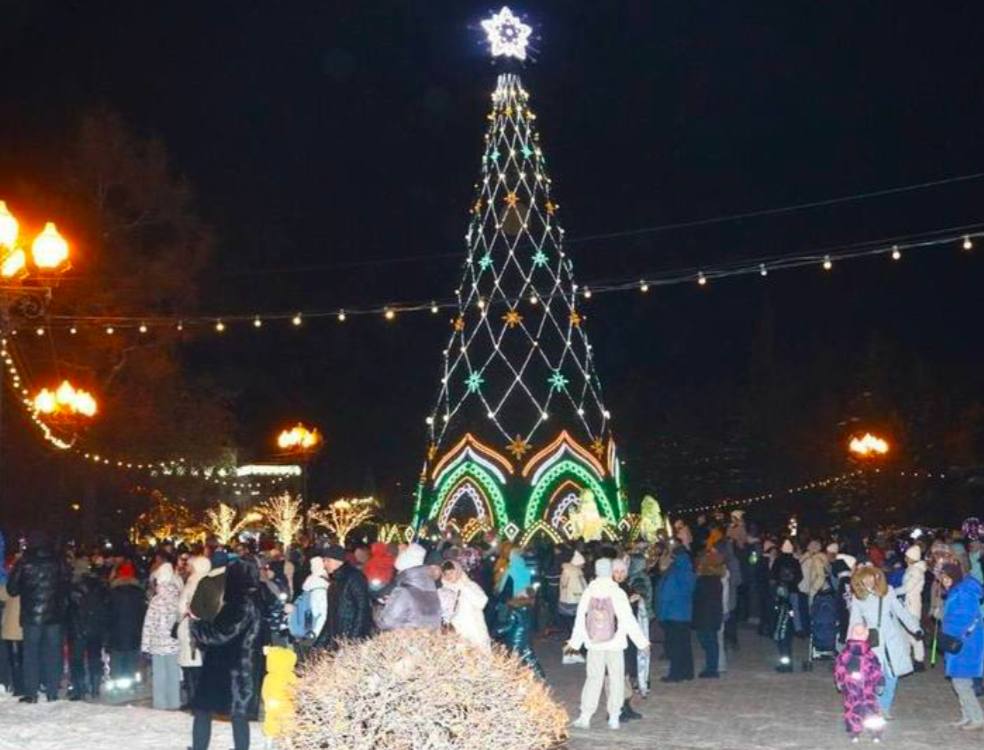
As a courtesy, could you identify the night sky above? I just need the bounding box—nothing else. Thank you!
[1,2,982,517]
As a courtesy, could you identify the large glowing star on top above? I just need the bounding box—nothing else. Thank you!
[481,6,532,60]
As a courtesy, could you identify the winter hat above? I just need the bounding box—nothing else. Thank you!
[848,623,869,642]
[322,545,346,562]
[570,550,585,567]
[781,540,794,554]
[826,543,840,555]
[595,558,613,578]
[210,549,229,569]
[905,545,922,562]
[310,556,326,577]
[395,543,426,572]
[424,548,445,567]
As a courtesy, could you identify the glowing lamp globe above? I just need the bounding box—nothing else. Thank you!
[31,222,69,269]
[1,247,27,279]
[0,201,18,248]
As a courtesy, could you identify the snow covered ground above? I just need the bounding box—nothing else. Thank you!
[0,629,978,750]
[0,693,261,750]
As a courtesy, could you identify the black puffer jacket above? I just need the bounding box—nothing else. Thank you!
[68,573,111,642]
[191,559,269,719]
[6,547,71,626]
[692,574,724,631]
[107,578,146,651]
[316,562,373,650]
[771,553,804,592]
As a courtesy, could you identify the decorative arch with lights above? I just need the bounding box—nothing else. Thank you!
[416,16,625,534]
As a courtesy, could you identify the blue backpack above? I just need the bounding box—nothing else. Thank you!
[288,591,314,639]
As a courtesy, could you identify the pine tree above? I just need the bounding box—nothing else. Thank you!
[415,71,623,540]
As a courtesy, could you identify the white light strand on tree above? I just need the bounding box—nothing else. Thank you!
[426,73,611,452]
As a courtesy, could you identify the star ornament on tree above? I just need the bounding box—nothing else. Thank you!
[548,370,569,392]
[506,435,531,459]
[465,371,485,393]
[481,7,532,61]
[502,309,523,328]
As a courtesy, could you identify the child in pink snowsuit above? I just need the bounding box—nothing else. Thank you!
[834,624,886,742]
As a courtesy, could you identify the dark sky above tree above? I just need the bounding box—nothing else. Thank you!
[0,2,981,519]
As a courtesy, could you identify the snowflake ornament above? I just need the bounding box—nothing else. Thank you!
[481,7,532,61]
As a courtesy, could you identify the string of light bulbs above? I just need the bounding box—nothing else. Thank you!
[674,466,948,515]
[10,225,976,337]
[1,337,290,491]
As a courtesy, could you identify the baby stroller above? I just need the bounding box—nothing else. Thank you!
[803,585,839,671]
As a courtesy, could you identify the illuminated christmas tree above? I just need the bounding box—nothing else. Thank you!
[414,8,625,542]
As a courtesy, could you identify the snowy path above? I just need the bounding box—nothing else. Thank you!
[544,626,978,749]
[0,628,976,750]
[0,694,261,750]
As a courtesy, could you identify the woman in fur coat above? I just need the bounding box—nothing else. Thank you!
[189,558,269,750]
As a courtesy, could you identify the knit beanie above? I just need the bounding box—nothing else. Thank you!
[395,543,426,571]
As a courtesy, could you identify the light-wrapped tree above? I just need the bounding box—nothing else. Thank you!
[307,497,378,546]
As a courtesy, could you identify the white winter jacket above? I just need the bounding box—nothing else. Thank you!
[302,558,330,639]
[177,556,211,667]
[568,576,649,652]
[442,574,491,651]
[899,560,927,619]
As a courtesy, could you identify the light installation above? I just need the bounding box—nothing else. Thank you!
[481,6,532,61]
[415,37,624,537]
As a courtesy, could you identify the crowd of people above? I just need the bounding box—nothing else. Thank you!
[1,512,983,747]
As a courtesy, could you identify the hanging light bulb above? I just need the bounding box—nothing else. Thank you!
[963,235,973,251]
[822,255,833,270]
[139,323,148,333]
[291,313,302,327]
[69,326,77,335]
[583,287,592,299]
[430,301,439,314]
[697,271,707,286]
[337,310,347,322]
[759,263,768,277]
[215,320,225,332]
[105,326,114,335]
[35,327,44,336]
[384,308,396,321]
[176,321,184,332]
[253,316,263,328]
[639,280,649,293]
[891,245,901,261]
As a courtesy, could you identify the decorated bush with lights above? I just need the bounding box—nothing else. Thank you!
[281,629,568,750]
[415,15,625,542]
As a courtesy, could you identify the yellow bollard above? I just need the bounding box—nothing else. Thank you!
[261,645,298,740]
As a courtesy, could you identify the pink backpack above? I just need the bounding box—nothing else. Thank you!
[586,596,617,643]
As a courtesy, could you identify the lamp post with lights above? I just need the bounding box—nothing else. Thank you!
[0,200,74,508]
[275,423,323,512]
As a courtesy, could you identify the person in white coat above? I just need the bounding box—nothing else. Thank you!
[440,560,491,651]
[302,556,330,642]
[558,549,587,657]
[799,540,829,605]
[899,545,927,670]
[848,565,923,719]
[177,555,211,704]
[141,561,183,710]
[568,558,650,731]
